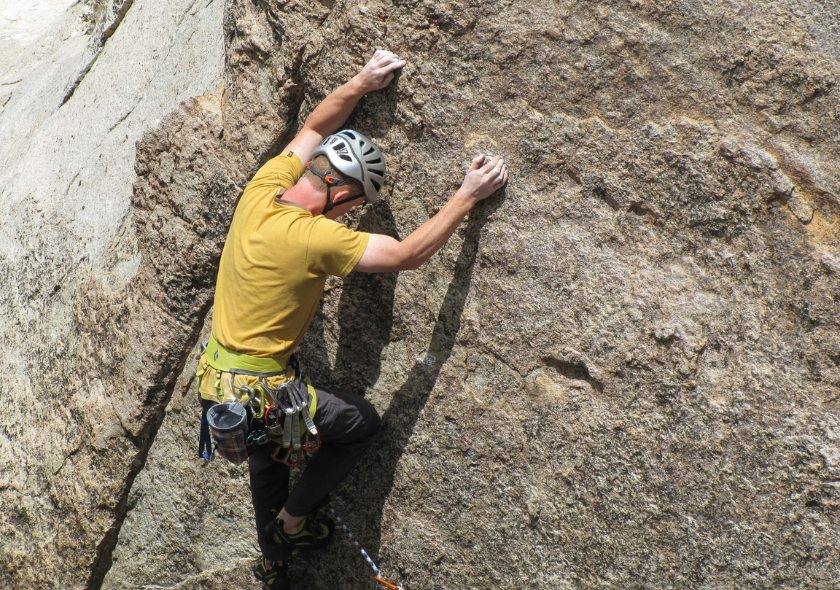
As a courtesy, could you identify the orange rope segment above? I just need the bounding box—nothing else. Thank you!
[375,576,402,589]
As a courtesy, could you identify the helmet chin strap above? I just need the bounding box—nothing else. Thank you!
[307,161,364,215]
[322,190,365,214]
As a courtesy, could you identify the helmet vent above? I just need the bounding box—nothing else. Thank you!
[313,130,386,202]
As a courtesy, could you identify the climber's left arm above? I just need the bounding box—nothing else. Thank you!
[283,50,406,162]
[355,156,509,273]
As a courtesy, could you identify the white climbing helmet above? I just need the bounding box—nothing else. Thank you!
[311,130,386,203]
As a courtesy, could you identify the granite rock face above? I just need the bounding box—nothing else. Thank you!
[3,0,840,589]
[0,0,225,588]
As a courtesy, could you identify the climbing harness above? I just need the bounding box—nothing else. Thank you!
[198,408,213,459]
[326,503,404,590]
[196,334,320,467]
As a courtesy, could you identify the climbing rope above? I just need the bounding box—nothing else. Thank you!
[326,503,404,590]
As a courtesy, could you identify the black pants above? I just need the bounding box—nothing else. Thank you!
[247,386,382,561]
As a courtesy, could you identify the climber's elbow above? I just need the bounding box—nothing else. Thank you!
[355,234,421,273]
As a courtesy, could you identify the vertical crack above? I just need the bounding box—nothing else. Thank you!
[84,99,307,589]
[101,0,136,43]
[80,1,311,583]
[84,301,213,590]
[60,0,136,107]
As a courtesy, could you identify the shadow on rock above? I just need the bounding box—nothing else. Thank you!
[297,202,400,393]
[296,189,506,588]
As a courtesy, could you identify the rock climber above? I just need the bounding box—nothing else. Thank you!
[193,49,508,590]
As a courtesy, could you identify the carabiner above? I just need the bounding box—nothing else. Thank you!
[258,377,280,407]
[264,403,276,427]
[251,384,267,420]
[237,384,259,411]
[265,403,285,433]
[271,443,303,467]
[247,430,270,446]
[304,429,321,453]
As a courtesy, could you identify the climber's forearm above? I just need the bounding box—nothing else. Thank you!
[355,156,508,273]
[283,51,405,160]
[301,78,367,138]
[356,196,474,273]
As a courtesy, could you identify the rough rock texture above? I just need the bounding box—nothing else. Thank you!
[0,0,225,588]
[3,0,840,589]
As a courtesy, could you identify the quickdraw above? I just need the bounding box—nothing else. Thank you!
[229,365,320,468]
[272,442,303,468]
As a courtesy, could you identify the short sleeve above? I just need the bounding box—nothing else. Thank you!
[306,219,370,278]
[247,152,305,193]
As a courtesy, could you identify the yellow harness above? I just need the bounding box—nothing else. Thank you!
[196,335,319,465]
[196,334,317,421]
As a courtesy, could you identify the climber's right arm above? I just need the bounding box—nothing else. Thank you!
[355,155,508,273]
[283,50,405,162]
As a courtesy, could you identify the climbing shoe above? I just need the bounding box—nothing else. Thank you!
[267,515,335,550]
[252,556,290,590]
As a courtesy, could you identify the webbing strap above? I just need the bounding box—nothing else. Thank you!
[198,408,213,459]
[283,411,294,448]
[205,334,288,374]
[291,407,301,449]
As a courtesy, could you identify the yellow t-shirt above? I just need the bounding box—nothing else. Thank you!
[211,152,370,357]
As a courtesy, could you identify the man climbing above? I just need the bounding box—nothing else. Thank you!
[194,50,508,589]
